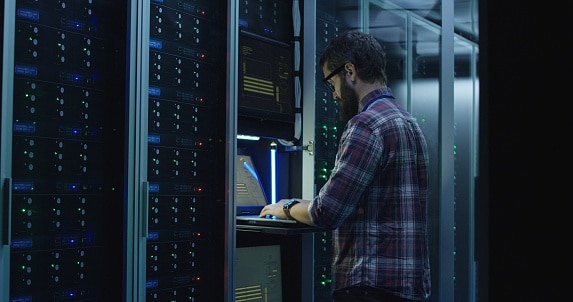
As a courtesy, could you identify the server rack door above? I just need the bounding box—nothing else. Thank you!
[1,1,15,301]
[145,0,228,301]
[8,1,129,301]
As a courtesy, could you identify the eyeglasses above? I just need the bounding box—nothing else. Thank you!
[323,64,346,92]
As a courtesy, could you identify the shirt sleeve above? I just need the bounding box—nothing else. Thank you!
[309,120,382,229]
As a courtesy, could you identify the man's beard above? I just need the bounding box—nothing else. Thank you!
[336,80,359,122]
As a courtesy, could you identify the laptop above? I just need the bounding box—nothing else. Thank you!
[235,153,307,228]
[236,153,267,215]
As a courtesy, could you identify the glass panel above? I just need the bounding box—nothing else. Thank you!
[369,3,442,302]
[368,4,408,106]
[409,17,442,302]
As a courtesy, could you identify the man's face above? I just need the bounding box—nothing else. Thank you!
[335,75,359,122]
[322,63,359,122]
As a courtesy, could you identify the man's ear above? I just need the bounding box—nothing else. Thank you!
[344,62,355,74]
[345,63,356,81]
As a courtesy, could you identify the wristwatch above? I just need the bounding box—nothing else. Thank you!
[283,199,300,219]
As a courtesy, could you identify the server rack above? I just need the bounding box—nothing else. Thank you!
[145,0,227,300]
[5,1,128,300]
[1,0,229,301]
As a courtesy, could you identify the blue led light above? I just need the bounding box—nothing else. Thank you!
[149,39,163,50]
[148,134,161,144]
[270,147,276,204]
[17,8,40,21]
[148,86,161,96]
[148,183,160,193]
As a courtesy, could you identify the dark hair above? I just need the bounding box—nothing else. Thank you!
[319,30,387,84]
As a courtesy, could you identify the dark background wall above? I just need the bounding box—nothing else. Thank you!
[479,1,568,300]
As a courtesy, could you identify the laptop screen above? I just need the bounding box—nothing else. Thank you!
[236,154,268,215]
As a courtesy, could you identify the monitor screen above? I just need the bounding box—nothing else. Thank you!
[235,244,283,302]
[238,32,295,139]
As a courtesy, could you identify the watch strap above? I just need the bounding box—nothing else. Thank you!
[283,199,299,219]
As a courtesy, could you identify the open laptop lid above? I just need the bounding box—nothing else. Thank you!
[236,153,268,216]
[235,151,320,230]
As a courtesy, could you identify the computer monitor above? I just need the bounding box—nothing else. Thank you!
[235,244,283,302]
[238,32,295,139]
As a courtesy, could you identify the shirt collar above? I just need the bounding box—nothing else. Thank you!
[359,87,394,112]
